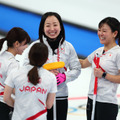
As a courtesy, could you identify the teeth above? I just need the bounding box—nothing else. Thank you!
[100,37,104,40]
[50,33,55,35]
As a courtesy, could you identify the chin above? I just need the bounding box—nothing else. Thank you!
[100,41,105,44]
[18,53,22,55]
[49,36,56,39]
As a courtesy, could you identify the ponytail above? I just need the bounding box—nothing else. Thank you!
[0,38,6,51]
[28,66,40,85]
[27,43,48,85]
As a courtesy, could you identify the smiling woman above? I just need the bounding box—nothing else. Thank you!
[79,17,120,120]
[21,12,81,120]
[0,27,30,120]
[44,16,61,39]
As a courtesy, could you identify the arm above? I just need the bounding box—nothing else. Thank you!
[94,68,120,83]
[4,85,14,107]
[64,43,81,82]
[79,58,91,68]
[105,71,120,83]
[46,93,56,109]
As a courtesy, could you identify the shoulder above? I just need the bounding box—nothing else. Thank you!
[28,40,40,48]
[10,66,28,79]
[1,51,18,65]
[62,41,75,51]
[113,45,120,57]
[114,45,120,52]
[96,47,104,51]
[63,41,73,47]
[91,47,104,55]
[43,68,56,77]
[40,68,56,81]
[30,40,40,45]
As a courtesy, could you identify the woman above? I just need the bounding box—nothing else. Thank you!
[21,12,81,120]
[80,17,120,120]
[0,27,30,120]
[4,43,57,120]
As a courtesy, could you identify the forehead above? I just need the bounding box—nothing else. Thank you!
[45,16,59,24]
[99,23,111,30]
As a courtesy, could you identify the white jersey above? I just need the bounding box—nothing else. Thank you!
[21,38,81,99]
[5,66,57,120]
[88,45,120,104]
[0,51,19,103]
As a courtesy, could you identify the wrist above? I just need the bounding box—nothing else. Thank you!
[102,72,107,78]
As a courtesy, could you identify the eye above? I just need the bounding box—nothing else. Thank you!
[46,25,50,27]
[98,30,101,32]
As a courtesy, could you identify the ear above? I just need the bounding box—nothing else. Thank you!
[113,31,118,38]
[13,41,20,48]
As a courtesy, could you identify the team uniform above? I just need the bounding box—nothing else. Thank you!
[0,51,19,119]
[5,66,57,120]
[87,45,120,120]
[21,37,81,120]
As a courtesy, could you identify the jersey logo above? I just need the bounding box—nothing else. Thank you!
[61,47,65,54]
[19,85,47,94]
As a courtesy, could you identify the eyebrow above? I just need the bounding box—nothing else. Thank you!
[45,22,58,24]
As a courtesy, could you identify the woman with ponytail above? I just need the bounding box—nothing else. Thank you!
[4,43,57,120]
[0,27,30,120]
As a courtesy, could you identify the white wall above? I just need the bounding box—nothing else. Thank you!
[1,0,120,30]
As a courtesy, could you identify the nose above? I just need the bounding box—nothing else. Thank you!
[50,25,54,30]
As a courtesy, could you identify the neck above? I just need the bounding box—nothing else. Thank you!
[104,42,117,51]
[7,48,16,56]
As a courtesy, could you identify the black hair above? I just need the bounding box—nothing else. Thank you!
[0,27,31,51]
[28,43,48,85]
[39,12,65,44]
[98,17,120,45]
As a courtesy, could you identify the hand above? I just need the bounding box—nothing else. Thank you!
[94,68,103,78]
[56,73,66,86]
[49,69,59,76]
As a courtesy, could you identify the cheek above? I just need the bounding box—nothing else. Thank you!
[97,32,100,36]
[18,46,26,54]
[44,28,49,34]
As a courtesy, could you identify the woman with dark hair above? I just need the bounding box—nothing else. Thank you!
[0,27,30,120]
[80,17,120,120]
[4,43,57,120]
[21,12,81,120]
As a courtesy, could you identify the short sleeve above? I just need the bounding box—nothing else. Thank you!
[49,75,57,93]
[116,53,120,70]
[7,60,19,76]
[87,51,96,63]
[5,72,15,88]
